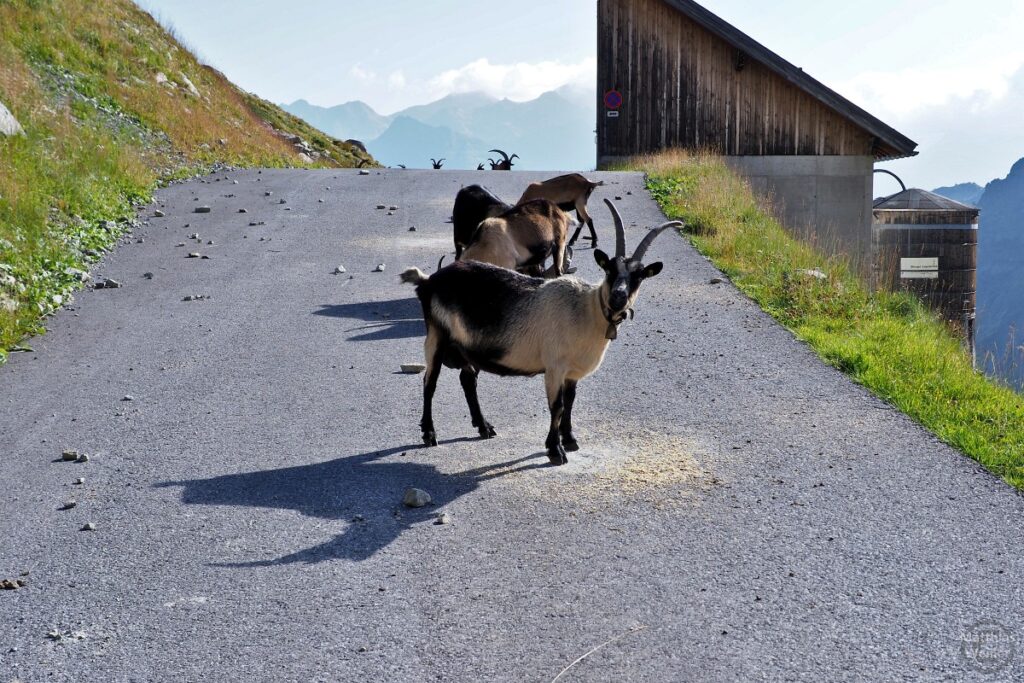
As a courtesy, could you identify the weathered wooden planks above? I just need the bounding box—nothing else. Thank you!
[597,0,877,161]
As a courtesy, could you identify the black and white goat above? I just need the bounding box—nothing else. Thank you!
[451,184,511,260]
[401,198,681,465]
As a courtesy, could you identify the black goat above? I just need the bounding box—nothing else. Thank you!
[488,149,518,171]
[451,184,511,260]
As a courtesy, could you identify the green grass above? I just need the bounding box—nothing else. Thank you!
[620,150,1024,489]
[0,0,375,360]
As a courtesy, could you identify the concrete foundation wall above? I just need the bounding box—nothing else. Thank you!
[724,155,874,274]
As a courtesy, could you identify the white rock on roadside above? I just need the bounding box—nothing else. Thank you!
[334,265,346,274]
[796,268,828,281]
[0,100,24,137]
[402,488,432,508]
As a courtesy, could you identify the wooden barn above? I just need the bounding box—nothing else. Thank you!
[596,0,918,270]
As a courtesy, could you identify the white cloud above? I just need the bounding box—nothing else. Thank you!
[387,70,406,90]
[427,57,596,102]
[879,64,1024,189]
[349,63,376,82]
[837,55,1024,119]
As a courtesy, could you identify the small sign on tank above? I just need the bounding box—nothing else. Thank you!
[901,257,938,271]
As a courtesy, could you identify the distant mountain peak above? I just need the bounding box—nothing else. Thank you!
[932,182,985,207]
[282,88,596,171]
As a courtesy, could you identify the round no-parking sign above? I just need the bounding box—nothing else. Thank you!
[604,90,623,109]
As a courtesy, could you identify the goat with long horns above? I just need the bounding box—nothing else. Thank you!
[400,198,681,465]
[488,149,518,170]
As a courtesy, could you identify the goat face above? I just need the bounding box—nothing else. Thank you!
[593,250,663,319]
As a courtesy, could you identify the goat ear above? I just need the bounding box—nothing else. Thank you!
[642,262,664,278]
[594,249,610,270]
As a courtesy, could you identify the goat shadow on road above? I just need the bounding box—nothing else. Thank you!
[314,297,423,341]
[156,444,546,565]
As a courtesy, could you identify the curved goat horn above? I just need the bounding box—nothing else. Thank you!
[603,197,626,258]
[488,149,510,162]
[632,221,684,262]
[510,154,519,161]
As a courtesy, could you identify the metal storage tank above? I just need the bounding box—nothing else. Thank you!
[873,188,980,354]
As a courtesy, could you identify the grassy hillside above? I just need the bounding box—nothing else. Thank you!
[0,0,374,360]
[621,151,1024,490]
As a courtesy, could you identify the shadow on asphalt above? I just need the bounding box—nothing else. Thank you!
[314,297,424,341]
[157,444,547,565]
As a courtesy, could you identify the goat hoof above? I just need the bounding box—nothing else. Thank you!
[472,419,497,438]
[547,445,568,466]
[422,431,438,447]
[562,437,579,452]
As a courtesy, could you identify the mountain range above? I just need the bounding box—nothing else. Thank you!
[281,86,596,171]
[934,160,1024,389]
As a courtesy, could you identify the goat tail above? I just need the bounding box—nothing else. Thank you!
[592,180,606,187]
[400,267,429,285]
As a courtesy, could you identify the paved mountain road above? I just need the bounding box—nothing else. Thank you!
[2,169,1022,682]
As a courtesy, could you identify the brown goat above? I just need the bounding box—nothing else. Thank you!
[459,199,571,277]
[518,173,604,247]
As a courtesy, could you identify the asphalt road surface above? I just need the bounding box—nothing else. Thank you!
[2,169,1022,682]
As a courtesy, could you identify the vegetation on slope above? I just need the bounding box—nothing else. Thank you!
[624,150,1024,489]
[0,0,374,360]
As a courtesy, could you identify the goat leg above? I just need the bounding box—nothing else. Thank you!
[459,367,496,439]
[567,220,585,247]
[544,373,569,465]
[576,204,598,246]
[559,380,579,452]
[551,236,567,277]
[420,329,446,447]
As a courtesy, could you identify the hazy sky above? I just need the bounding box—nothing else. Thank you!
[137,0,1024,190]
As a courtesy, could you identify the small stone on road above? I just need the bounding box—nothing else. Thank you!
[403,488,432,508]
